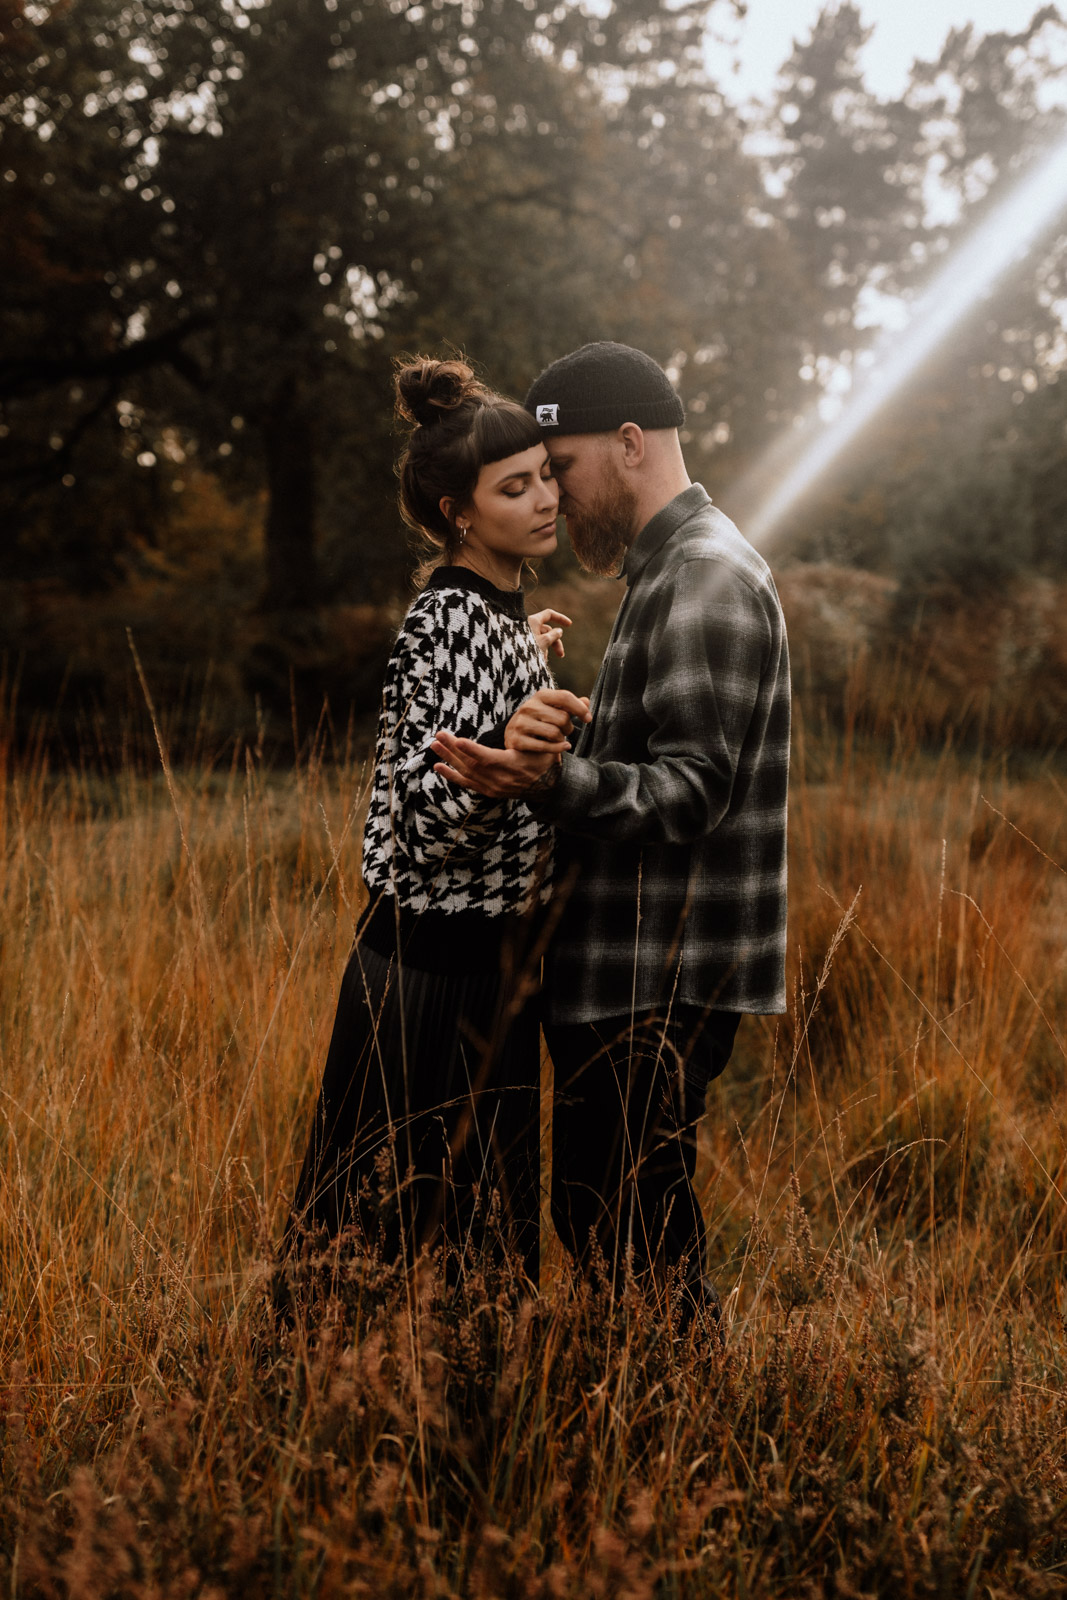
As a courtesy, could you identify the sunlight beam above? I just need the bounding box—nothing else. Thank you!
[743,131,1067,551]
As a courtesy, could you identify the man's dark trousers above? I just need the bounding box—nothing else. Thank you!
[545,1007,740,1299]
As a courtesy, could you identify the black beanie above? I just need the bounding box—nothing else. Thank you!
[524,341,685,434]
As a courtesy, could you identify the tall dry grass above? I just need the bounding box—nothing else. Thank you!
[1,669,1065,1596]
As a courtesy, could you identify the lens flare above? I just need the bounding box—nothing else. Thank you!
[740,131,1067,552]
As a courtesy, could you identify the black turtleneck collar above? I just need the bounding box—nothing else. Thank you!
[426,564,528,622]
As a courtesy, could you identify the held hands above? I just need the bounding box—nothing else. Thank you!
[504,687,591,753]
[432,688,592,798]
[528,608,572,661]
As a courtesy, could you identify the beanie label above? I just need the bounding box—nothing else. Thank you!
[535,403,559,426]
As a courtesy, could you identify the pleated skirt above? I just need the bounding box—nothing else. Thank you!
[284,933,542,1285]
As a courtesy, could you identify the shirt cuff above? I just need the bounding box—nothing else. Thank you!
[522,754,598,821]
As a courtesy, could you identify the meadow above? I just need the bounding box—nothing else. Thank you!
[1,656,1065,1597]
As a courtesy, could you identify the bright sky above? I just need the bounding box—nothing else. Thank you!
[705,0,1062,102]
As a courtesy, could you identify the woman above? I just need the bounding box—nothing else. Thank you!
[282,357,569,1294]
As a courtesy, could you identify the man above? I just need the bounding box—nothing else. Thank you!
[432,342,789,1323]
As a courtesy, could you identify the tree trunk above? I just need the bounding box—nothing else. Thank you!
[260,383,319,610]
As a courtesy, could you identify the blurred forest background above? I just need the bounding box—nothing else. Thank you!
[3,0,1067,760]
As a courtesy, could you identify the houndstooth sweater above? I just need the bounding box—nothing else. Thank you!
[361,566,554,935]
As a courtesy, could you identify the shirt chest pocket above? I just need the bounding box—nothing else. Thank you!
[587,638,642,742]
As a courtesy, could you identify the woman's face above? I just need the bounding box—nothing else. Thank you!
[461,444,559,570]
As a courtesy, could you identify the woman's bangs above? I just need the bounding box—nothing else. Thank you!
[474,402,544,467]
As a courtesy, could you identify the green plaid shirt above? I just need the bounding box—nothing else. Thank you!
[534,485,790,1024]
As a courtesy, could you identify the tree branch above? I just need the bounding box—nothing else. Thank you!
[0,314,214,401]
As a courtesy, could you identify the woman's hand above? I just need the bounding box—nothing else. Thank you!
[504,688,592,752]
[528,608,573,660]
[432,690,590,793]
[433,733,557,796]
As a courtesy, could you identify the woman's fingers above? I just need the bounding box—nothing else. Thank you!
[431,732,554,796]
[529,608,573,631]
[535,625,565,661]
[432,760,478,790]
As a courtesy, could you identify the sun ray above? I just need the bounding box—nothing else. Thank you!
[741,131,1067,552]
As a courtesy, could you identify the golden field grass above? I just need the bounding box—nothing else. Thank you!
[1,685,1066,1597]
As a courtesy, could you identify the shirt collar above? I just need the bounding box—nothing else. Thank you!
[622,483,712,585]
[426,563,528,621]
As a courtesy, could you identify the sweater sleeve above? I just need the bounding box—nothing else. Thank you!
[382,599,509,867]
[530,559,775,845]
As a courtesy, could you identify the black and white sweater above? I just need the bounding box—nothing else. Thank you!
[360,567,554,964]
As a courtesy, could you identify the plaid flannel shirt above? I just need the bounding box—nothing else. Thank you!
[533,484,790,1024]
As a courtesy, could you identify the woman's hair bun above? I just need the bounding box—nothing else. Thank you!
[394,356,488,429]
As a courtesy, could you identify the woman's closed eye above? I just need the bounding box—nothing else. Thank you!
[500,467,555,498]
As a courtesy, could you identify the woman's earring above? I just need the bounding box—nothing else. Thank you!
[457,523,467,544]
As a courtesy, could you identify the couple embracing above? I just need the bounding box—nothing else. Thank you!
[280,340,790,1330]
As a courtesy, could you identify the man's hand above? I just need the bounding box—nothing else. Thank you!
[528,608,572,660]
[432,733,556,797]
[504,687,591,753]
[433,690,590,796]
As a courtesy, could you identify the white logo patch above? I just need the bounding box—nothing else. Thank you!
[535,403,560,426]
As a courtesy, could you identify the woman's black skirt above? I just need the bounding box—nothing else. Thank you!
[284,924,542,1286]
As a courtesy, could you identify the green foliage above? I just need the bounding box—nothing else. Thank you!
[2,0,1067,706]
[2,0,787,603]
[778,7,1067,589]
[769,3,928,355]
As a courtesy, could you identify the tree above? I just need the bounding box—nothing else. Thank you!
[769,4,928,373]
[763,4,1067,590]
[2,0,438,599]
[6,0,789,608]
[0,0,195,584]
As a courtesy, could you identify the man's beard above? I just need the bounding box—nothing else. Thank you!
[564,467,639,577]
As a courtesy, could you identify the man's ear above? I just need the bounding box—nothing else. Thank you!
[618,423,645,468]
